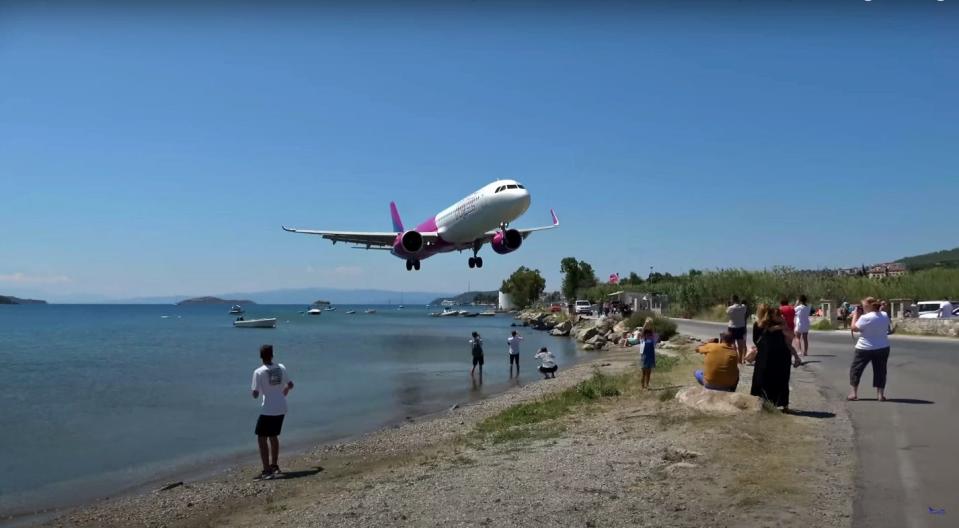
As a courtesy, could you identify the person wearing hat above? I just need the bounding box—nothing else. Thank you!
[534,346,558,379]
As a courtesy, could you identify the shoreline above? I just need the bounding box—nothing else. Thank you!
[37,337,854,527]
[7,339,595,527]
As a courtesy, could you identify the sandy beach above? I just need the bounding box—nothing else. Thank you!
[44,338,854,528]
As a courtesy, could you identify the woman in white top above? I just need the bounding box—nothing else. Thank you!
[793,295,812,357]
[534,347,558,379]
[848,297,891,401]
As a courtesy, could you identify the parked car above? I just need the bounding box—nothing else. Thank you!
[574,299,593,315]
[549,303,563,313]
[917,300,958,319]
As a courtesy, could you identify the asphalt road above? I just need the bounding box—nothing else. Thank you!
[674,319,958,528]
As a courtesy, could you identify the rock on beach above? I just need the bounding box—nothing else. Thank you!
[675,386,762,415]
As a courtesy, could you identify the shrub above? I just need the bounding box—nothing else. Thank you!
[625,311,678,341]
[811,319,835,331]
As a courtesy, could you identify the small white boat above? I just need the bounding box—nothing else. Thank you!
[229,305,244,315]
[479,310,496,317]
[462,311,480,318]
[324,307,336,311]
[345,310,356,314]
[438,308,459,317]
[307,308,323,315]
[365,309,377,314]
[233,318,277,328]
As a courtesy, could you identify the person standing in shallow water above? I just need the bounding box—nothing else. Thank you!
[470,331,484,381]
[251,344,293,480]
[507,330,523,377]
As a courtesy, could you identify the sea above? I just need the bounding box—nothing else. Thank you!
[0,304,585,523]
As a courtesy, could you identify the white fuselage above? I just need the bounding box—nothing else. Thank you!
[433,180,531,244]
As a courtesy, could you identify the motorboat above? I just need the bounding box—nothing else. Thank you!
[438,308,459,317]
[233,317,277,329]
[345,310,356,314]
[461,312,480,317]
[229,305,244,315]
[479,310,496,317]
[365,309,377,314]
[307,308,323,315]
[324,306,336,311]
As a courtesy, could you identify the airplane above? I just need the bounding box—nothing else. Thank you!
[282,180,559,271]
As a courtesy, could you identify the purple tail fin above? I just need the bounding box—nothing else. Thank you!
[390,202,404,232]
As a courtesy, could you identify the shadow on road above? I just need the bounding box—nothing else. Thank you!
[274,467,325,480]
[806,354,836,358]
[800,360,822,365]
[855,398,934,405]
[784,409,836,419]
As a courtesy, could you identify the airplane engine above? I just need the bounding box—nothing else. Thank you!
[395,230,424,254]
[491,229,523,255]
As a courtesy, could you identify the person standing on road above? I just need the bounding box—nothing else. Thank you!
[251,344,294,480]
[750,305,802,410]
[779,297,796,337]
[726,295,748,364]
[507,330,523,377]
[848,297,892,401]
[470,331,484,381]
[938,300,955,319]
[794,294,812,356]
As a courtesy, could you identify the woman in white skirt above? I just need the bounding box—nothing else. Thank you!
[794,294,812,356]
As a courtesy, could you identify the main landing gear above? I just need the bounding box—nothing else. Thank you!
[405,259,421,271]
[468,239,483,269]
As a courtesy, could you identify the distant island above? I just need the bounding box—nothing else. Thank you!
[0,295,47,305]
[430,290,498,306]
[176,296,256,306]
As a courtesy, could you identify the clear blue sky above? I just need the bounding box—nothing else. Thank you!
[2,2,957,301]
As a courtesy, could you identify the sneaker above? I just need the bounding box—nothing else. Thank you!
[255,469,273,480]
[270,464,282,476]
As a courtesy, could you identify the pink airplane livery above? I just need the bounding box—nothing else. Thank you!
[282,180,558,271]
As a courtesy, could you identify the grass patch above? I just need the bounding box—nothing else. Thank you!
[655,354,680,373]
[811,319,835,331]
[473,369,627,444]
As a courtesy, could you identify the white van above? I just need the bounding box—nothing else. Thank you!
[574,300,593,315]
[917,300,959,319]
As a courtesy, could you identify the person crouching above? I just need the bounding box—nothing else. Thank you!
[535,347,558,379]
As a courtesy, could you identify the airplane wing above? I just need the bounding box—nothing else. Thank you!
[282,226,439,249]
[481,209,560,241]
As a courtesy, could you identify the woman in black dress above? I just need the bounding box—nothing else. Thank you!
[750,304,802,409]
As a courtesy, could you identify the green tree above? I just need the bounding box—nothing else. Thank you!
[560,257,599,300]
[623,272,644,286]
[501,266,547,309]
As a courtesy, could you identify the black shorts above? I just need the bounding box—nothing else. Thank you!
[255,414,285,437]
[539,365,558,373]
[728,326,746,340]
[509,354,520,365]
[472,355,484,367]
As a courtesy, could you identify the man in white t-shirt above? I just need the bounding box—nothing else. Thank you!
[939,301,955,319]
[251,344,294,480]
[507,331,523,377]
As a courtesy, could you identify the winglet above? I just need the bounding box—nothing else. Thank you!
[550,209,559,226]
[390,202,404,232]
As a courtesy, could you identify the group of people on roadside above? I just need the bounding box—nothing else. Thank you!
[691,294,894,410]
[469,330,558,381]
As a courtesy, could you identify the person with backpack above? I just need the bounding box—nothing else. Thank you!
[470,331,484,380]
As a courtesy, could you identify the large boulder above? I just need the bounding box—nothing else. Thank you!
[583,343,596,351]
[554,320,572,333]
[585,334,607,347]
[550,326,570,337]
[613,320,630,334]
[675,386,761,415]
[576,326,600,343]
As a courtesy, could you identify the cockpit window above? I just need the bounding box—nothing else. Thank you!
[507,184,517,189]
[517,184,525,189]
[495,186,504,193]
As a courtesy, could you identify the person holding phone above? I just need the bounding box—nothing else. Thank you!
[848,297,891,401]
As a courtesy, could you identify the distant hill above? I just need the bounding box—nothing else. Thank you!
[176,296,255,306]
[897,247,959,271]
[0,295,47,305]
[430,290,499,306]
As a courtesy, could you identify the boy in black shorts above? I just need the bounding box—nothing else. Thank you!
[251,344,294,479]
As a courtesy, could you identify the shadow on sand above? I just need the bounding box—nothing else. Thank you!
[783,409,836,419]
[274,467,325,480]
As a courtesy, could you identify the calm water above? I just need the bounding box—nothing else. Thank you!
[0,304,583,519]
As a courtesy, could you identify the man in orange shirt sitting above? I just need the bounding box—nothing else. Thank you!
[694,333,740,392]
